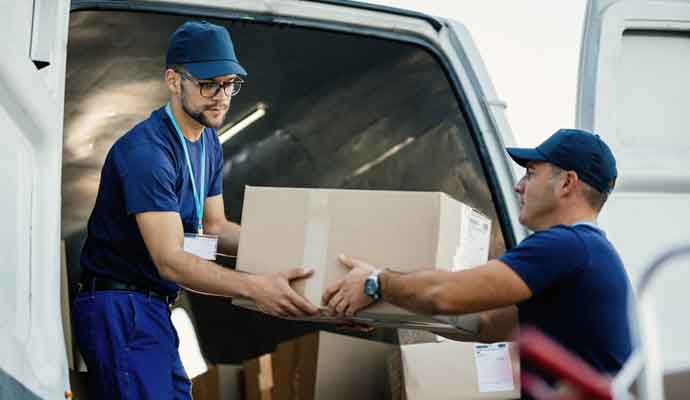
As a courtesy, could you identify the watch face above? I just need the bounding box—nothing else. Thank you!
[364,278,377,296]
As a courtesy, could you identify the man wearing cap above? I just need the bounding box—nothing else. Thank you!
[323,129,632,382]
[73,21,318,399]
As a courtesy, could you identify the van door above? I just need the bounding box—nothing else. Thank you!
[0,0,71,398]
[577,0,690,376]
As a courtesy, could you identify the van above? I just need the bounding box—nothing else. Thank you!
[1,0,688,398]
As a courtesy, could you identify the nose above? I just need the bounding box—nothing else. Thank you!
[514,176,525,193]
[213,88,229,100]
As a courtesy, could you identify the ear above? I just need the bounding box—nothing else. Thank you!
[165,69,180,95]
[561,171,579,195]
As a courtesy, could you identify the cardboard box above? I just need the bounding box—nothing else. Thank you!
[399,341,520,400]
[191,365,219,400]
[244,332,394,400]
[236,186,492,333]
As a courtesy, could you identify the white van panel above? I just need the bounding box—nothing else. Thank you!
[0,0,71,397]
[0,106,33,347]
[617,31,690,180]
[601,194,690,369]
[578,0,690,373]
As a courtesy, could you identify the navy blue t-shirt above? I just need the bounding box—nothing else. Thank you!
[499,224,632,377]
[80,106,224,296]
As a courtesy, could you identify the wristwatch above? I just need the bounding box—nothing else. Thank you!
[363,269,382,300]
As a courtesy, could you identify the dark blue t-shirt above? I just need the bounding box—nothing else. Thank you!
[81,106,224,296]
[499,224,632,377]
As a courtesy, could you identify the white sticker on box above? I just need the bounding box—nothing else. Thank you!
[452,209,491,271]
[463,210,491,268]
[473,342,514,392]
[183,233,218,260]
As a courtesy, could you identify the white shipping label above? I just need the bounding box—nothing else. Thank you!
[462,211,491,268]
[183,233,218,260]
[452,209,491,271]
[473,342,514,392]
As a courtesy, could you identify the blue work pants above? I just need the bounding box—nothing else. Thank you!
[72,290,192,399]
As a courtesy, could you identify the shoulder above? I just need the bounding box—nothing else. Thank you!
[115,109,174,153]
[499,225,590,293]
[521,225,584,252]
[112,112,177,176]
[500,225,588,269]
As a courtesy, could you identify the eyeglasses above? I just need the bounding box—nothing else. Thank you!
[176,70,243,98]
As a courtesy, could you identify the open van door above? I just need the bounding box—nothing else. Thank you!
[0,0,72,398]
[577,0,690,388]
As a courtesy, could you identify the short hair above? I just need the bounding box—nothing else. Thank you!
[550,165,609,212]
[581,181,609,212]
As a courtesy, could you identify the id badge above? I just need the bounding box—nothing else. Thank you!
[183,233,218,260]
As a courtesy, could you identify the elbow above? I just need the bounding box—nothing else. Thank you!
[152,249,181,283]
[157,265,178,283]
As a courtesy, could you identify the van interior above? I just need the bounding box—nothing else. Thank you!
[61,8,508,395]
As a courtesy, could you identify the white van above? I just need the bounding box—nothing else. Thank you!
[1,0,688,398]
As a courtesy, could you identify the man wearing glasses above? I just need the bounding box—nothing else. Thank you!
[74,21,319,399]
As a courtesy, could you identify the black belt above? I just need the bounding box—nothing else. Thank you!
[79,276,178,305]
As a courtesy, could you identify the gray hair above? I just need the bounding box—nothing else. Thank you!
[550,165,609,212]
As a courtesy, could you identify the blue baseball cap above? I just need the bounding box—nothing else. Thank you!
[166,21,247,79]
[506,129,618,193]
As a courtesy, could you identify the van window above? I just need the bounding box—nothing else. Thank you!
[62,9,506,362]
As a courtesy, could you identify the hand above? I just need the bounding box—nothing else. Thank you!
[249,268,320,318]
[322,255,378,317]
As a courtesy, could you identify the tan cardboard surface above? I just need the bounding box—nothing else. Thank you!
[236,186,490,332]
[244,332,393,400]
[400,341,520,400]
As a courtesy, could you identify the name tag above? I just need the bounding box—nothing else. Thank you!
[183,233,218,260]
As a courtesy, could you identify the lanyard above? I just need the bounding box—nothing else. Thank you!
[165,104,205,234]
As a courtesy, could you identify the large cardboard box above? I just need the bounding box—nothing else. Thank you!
[236,186,492,333]
[244,332,394,400]
[399,341,521,400]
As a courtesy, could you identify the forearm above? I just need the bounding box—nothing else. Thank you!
[378,269,449,315]
[379,262,527,316]
[158,247,254,298]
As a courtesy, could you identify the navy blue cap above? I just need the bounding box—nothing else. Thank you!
[166,21,247,79]
[506,129,618,193]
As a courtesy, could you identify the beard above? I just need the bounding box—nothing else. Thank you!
[180,84,227,129]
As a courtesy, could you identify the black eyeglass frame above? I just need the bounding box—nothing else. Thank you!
[176,69,243,98]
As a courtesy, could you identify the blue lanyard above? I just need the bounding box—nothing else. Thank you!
[165,104,205,233]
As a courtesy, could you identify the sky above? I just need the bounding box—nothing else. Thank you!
[365,0,588,147]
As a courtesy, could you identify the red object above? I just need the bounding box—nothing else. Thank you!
[521,372,581,400]
[519,325,613,400]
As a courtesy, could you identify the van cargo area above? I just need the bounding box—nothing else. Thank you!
[61,9,508,370]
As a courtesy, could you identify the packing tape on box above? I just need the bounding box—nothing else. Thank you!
[302,190,330,303]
